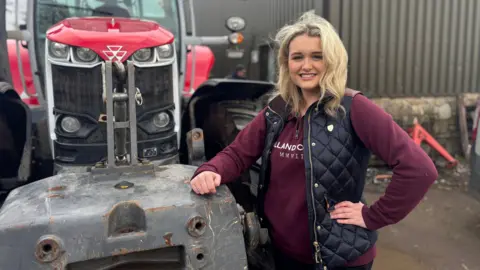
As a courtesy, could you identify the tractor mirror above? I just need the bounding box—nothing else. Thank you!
[226,16,246,32]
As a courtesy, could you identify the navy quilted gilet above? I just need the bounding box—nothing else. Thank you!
[257,90,378,269]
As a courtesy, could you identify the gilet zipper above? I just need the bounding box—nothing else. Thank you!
[307,109,326,269]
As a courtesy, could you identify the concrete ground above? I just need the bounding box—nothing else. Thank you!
[365,165,480,270]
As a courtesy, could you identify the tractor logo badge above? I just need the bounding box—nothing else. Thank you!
[103,45,127,61]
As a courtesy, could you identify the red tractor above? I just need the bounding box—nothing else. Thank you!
[1,0,270,184]
[0,0,275,269]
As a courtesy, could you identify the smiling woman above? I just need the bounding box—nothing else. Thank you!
[189,10,438,270]
[274,12,348,118]
[287,35,326,114]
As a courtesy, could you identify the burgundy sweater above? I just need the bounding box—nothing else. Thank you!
[193,94,438,266]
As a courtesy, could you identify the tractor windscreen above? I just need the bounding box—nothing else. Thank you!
[34,0,180,82]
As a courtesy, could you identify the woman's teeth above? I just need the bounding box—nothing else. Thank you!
[300,73,316,78]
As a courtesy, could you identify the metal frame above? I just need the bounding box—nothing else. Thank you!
[180,0,237,93]
[177,0,187,102]
[187,0,196,95]
[26,0,45,105]
[5,0,44,105]
[103,60,138,168]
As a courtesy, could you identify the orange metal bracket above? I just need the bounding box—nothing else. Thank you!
[407,118,458,168]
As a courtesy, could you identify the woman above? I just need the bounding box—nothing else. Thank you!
[190,11,437,270]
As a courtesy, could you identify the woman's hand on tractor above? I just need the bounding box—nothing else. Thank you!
[330,201,367,228]
[190,171,222,194]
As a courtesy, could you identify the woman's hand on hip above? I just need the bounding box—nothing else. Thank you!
[330,201,367,228]
[190,171,222,195]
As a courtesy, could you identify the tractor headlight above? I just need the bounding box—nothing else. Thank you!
[75,47,96,62]
[157,44,173,58]
[133,48,153,62]
[60,116,81,133]
[226,16,246,32]
[153,112,170,128]
[49,42,69,59]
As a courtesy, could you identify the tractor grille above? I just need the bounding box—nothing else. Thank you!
[51,63,177,165]
[52,64,174,144]
[52,65,104,119]
[52,64,173,121]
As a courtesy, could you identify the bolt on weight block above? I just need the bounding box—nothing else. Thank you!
[186,128,206,166]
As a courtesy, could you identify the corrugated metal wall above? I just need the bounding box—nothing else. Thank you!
[328,0,480,97]
[264,0,480,97]
[193,0,480,98]
[269,0,321,30]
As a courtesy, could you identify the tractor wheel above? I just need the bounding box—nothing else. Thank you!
[201,99,277,270]
[31,118,53,181]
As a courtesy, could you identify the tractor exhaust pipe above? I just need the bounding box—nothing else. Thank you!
[102,60,138,168]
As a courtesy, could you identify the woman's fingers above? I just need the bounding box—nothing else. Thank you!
[190,171,222,195]
[330,211,353,219]
[330,201,367,229]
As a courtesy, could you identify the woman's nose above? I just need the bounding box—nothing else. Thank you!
[302,58,313,70]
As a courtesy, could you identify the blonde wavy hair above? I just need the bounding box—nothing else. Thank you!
[274,10,348,117]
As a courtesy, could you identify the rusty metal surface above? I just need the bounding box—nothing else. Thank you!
[0,164,247,269]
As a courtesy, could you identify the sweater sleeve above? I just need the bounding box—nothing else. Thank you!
[192,107,268,184]
[350,94,438,230]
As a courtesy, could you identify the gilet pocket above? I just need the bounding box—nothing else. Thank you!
[316,195,377,268]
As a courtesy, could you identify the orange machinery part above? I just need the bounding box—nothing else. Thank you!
[407,122,458,168]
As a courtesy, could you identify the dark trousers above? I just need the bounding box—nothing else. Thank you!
[273,247,373,270]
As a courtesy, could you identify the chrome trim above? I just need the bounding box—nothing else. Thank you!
[48,58,103,69]
[132,56,175,68]
[171,42,181,146]
[44,48,56,159]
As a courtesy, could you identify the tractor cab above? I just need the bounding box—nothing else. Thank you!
[91,0,133,17]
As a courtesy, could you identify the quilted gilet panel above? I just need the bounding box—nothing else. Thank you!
[303,96,377,269]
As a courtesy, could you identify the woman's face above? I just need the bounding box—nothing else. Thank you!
[287,34,325,92]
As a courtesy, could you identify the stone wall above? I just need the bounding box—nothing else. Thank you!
[369,93,480,165]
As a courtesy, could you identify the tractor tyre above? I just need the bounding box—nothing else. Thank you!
[201,102,276,270]
[31,118,53,180]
